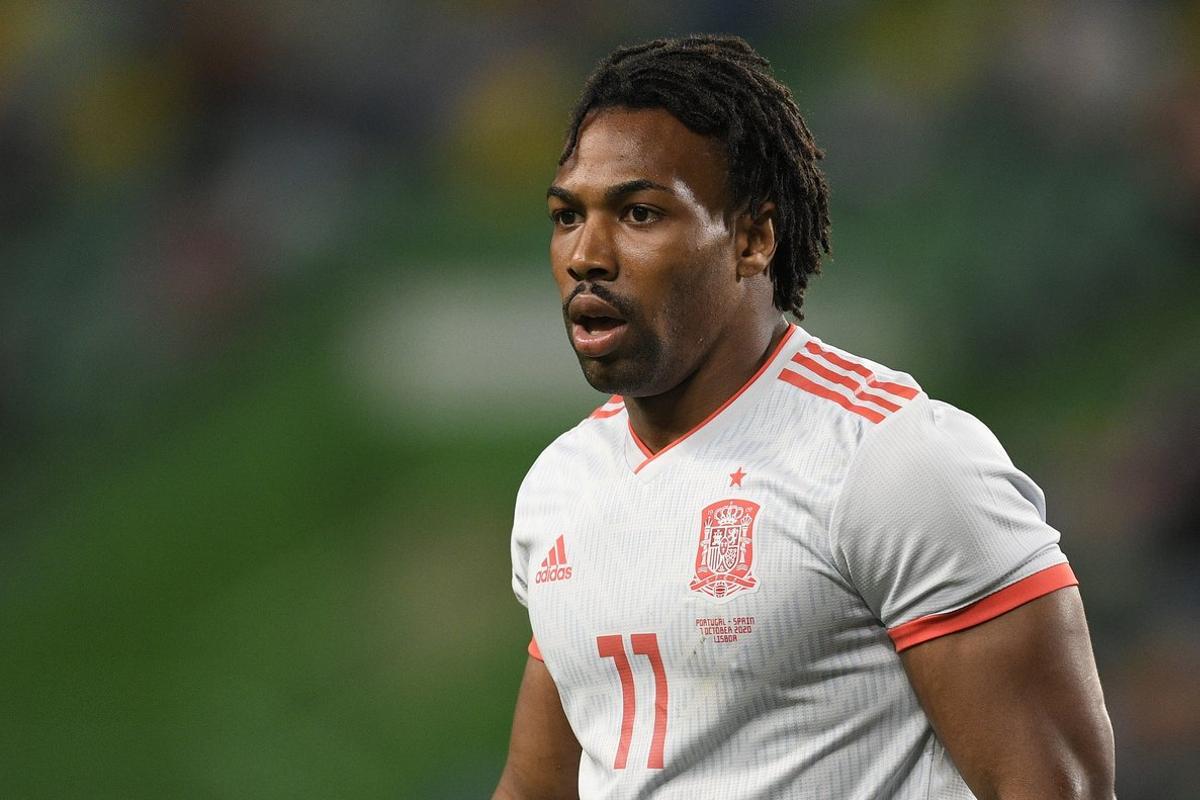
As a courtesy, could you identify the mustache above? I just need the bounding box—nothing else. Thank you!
[562,282,635,320]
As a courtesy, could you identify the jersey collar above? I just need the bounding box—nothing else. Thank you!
[623,324,799,478]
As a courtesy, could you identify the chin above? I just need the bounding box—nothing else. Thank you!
[571,329,669,397]
[572,356,633,396]
[577,357,627,395]
[577,354,671,398]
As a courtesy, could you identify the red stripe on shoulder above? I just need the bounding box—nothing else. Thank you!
[779,339,921,422]
[888,563,1078,652]
[790,353,902,412]
[803,341,919,400]
[589,395,625,420]
[528,636,543,661]
[777,368,886,423]
[869,379,918,400]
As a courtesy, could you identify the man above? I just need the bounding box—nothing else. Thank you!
[494,35,1114,799]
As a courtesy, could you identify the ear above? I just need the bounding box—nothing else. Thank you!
[735,201,777,279]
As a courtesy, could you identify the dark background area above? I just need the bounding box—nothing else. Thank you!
[2,2,1198,797]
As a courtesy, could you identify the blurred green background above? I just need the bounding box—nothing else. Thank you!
[2,1,1198,797]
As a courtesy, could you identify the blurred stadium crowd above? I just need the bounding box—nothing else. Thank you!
[1,1,1198,797]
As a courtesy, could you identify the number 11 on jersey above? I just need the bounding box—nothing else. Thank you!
[595,633,668,770]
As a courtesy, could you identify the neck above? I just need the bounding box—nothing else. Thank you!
[626,317,790,454]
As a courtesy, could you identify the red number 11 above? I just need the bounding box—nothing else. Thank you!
[595,633,668,770]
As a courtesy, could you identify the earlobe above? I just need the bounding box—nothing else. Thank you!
[736,202,778,279]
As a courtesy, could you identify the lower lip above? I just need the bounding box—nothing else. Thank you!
[572,321,628,358]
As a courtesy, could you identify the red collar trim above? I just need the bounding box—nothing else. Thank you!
[628,324,797,474]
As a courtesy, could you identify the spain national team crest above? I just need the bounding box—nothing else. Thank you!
[689,499,760,602]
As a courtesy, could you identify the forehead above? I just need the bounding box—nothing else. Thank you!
[554,107,729,207]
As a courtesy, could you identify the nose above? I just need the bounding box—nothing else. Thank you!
[565,218,617,282]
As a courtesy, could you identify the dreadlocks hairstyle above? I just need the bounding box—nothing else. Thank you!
[560,35,831,319]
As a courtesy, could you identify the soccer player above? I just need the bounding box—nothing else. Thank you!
[494,35,1115,799]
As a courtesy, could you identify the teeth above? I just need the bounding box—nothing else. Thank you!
[577,316,622,334]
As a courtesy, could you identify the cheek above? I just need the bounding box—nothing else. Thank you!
[674,231,734,296]
[634,263,704,340]
[664,240,735,332]
[548,236,574,294]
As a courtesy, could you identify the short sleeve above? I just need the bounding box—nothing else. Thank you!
[510,451,550,610]
[510,470,549,662]
[828,396,1076,651]
[511,499,532,610]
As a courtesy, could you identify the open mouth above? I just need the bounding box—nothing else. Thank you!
[568,294,630,358]
[571,316,628,358]
[578,315,623,334]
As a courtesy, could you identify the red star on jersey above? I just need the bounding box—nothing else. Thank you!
[729,467,747,487]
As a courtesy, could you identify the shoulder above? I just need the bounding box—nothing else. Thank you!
[777,333,924,426]
[516,394,628,499]
[839,394,1036,515]
[775,330,1011,473]
[511,395,626,567]
[823,369,1064,629]
[771,330,1047,533]
[767,330,926,461]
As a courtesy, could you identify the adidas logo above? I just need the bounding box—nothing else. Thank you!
[535,535,573,584]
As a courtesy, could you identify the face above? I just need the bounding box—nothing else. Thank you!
[548,107,755,398]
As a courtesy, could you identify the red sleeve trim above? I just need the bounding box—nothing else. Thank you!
[528,636,543,661]
[888,562,1078,653]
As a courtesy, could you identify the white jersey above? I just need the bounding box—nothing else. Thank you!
[511,324,1076,800]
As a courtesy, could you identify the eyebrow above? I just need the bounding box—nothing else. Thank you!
[546,179,675,204]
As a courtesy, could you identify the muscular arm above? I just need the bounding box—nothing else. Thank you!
[900,587,1115,800]
[493,656,581,800]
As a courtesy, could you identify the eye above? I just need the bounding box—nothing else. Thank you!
[551,209,580,227]
[624,204,660,224]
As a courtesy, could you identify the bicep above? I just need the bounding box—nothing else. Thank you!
[899,587,1115,799]
[493,656,581,800]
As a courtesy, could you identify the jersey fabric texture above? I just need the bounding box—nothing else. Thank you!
[510,324,1076,800]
